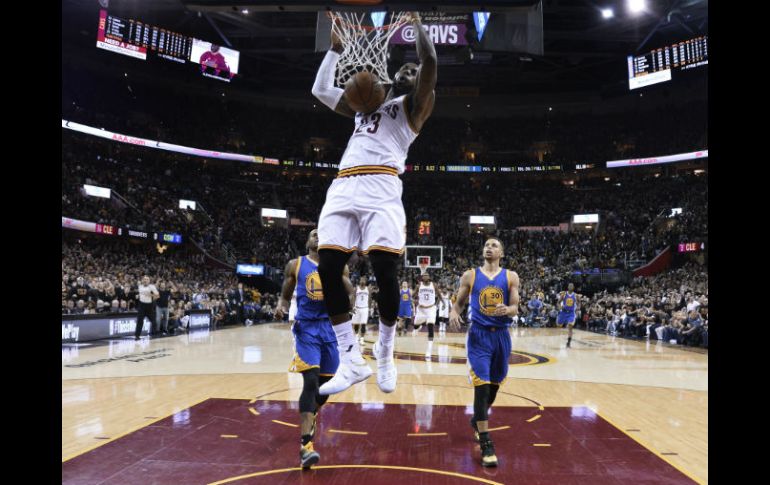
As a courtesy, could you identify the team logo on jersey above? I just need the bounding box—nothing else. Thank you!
[305,271,324,301]
[565,297,574,306]
[402,292,410,301]
[479,286,504,316]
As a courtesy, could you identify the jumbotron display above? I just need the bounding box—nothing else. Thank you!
[96,9,240,82]
[96,9,191,62]
[627,35,707,90]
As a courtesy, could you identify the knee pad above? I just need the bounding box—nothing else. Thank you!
[300,368,321,413]
[368,250,400,322]
[473,384,492,422]
[318,249,352,317]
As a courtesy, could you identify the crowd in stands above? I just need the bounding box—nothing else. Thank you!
[515,263,708,348]
[61,235,282,327]
[62,131,707,271]
[61,67,707,347]
[62,60,706,167]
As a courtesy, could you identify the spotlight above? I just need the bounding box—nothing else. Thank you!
[628,0,646,14]
[601,8,614,19]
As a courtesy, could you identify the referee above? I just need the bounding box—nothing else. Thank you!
[135,276,159,340]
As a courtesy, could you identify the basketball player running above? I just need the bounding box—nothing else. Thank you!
[437,285,451,335]
[414,273,444,359]
[353,276,370,345]
[275,229,355,469]
[311,12,437,395]
[397,281,414,337]
[449,238,520,467]
[557,283,580,348]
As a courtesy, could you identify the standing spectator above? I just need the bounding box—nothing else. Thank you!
[156,281,172,335]
[135,276,159,340]
[231,283,247,325]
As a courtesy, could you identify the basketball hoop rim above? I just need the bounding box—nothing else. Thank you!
[327,11,406,32]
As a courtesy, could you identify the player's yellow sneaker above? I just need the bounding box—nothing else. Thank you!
[300,441,320,469]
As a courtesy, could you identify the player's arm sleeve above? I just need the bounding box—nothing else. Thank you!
[409,17,437,129]
[312,50,354,117]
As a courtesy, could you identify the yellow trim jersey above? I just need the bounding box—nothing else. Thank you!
[338,94,419,175]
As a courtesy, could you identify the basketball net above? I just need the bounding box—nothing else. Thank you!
[418,256,430,276]
[328,11,409,87]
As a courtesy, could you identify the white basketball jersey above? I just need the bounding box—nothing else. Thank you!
[338,94,419,174]
[356,287,370,308]
[419,283,436,306]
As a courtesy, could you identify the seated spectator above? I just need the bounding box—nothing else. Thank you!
[680,310,704,347]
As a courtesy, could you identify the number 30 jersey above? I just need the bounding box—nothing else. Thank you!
[338,94,419,175]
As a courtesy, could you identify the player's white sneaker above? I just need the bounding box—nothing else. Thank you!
[318,360,372,395]
[373,341,397,393]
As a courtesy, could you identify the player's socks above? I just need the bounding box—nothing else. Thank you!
[567,336,572,348]
[425,340,433,358]
[333,321,365,365]
[377,320,395,353]
[374,320,397,393]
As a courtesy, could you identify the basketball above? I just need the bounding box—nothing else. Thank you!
[344,71,386,114]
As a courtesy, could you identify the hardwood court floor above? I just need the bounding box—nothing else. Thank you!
[62,325,708,483]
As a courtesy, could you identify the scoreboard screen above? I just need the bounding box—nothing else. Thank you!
[96,10,191,63]
[627,35,707,90]
[95,9,239,82]
[677,242,705,253]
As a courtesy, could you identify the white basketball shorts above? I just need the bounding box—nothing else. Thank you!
[415,305,437,325]
[318,170,406,255]
[352,307,369,324]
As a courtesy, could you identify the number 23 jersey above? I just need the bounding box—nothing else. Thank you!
[338,94,419,175]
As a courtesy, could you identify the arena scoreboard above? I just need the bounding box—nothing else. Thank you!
[627,35,707,90]
[96,9,239,81]
[677,242,705,253]
[97,9,191,62]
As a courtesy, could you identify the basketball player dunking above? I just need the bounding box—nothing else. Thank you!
[275,229,355,469]
[397,281,414,337]
[557,282,580,348]
[413,272,444,359]
[353,276,370,346]
[311,12,437,395]
[449,238,520,467]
